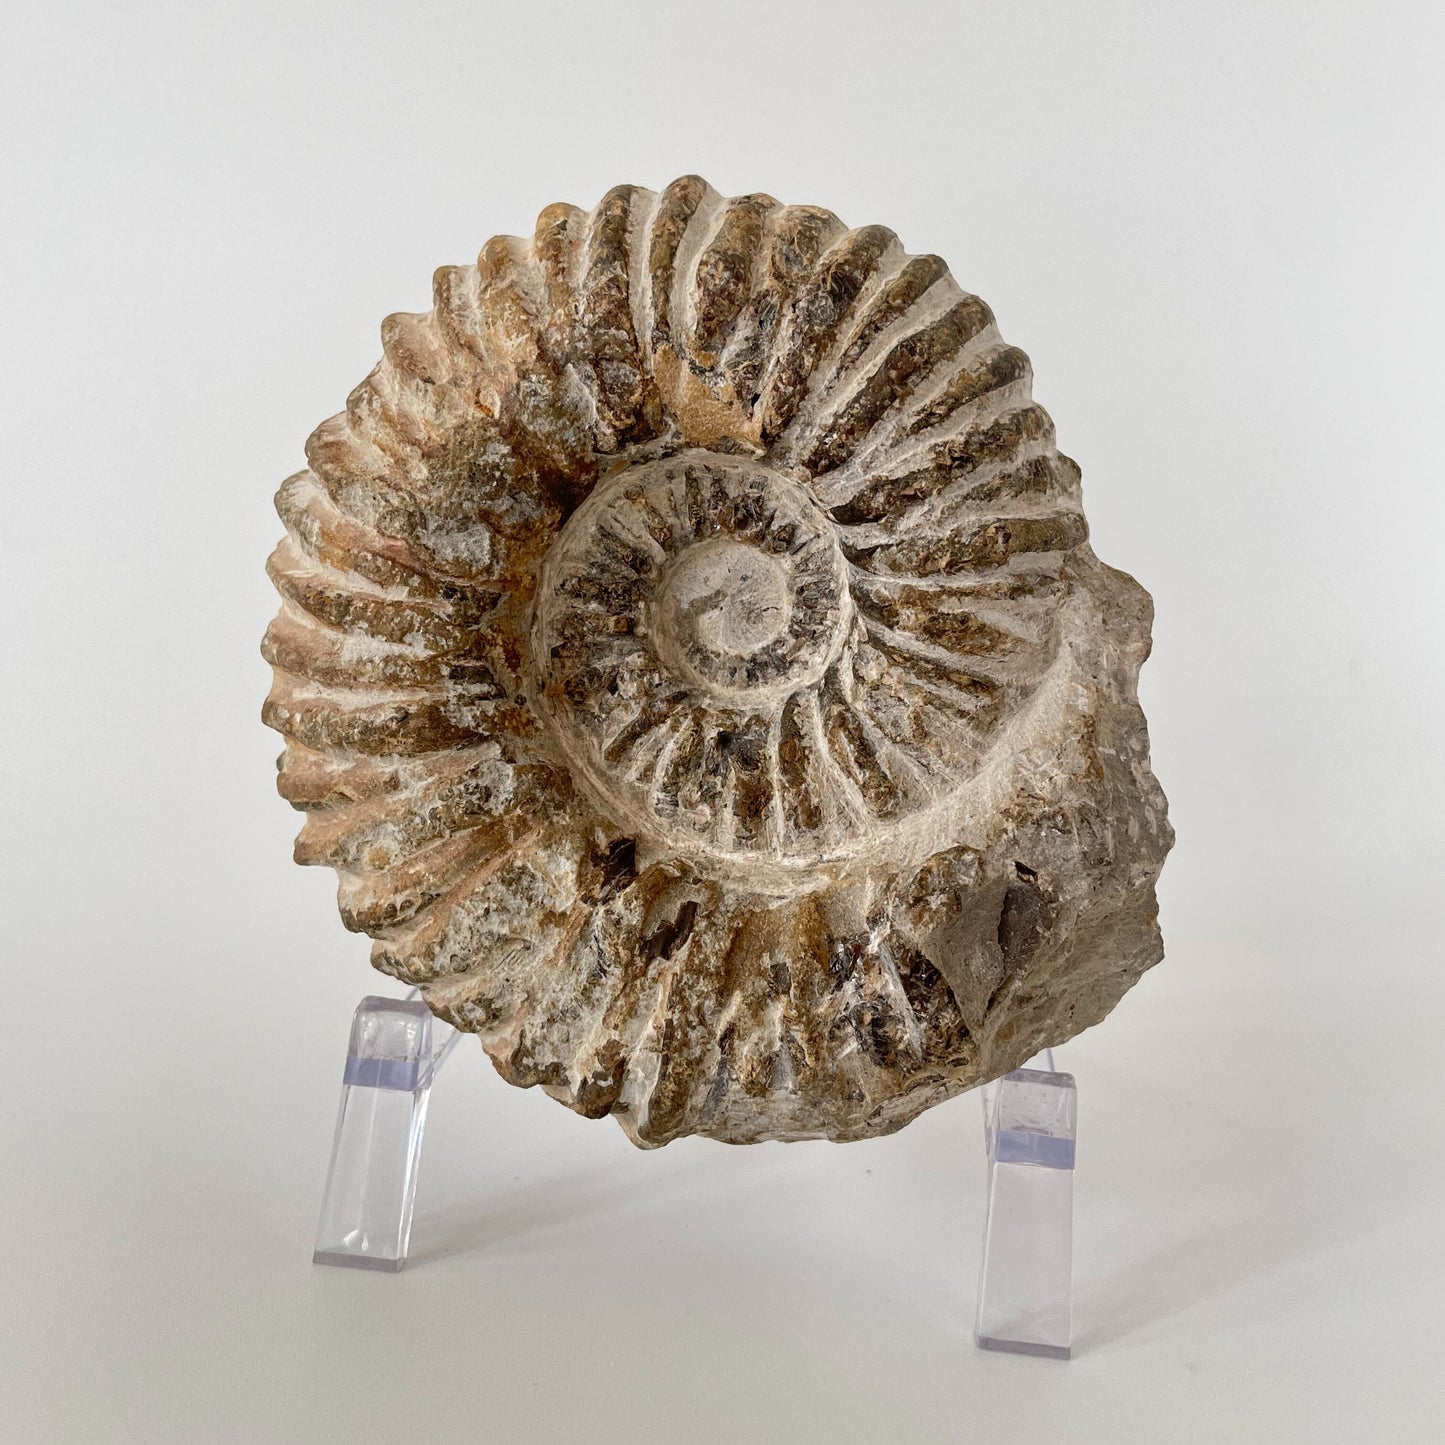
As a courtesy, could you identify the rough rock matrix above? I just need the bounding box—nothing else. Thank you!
[263,177,1172,1146]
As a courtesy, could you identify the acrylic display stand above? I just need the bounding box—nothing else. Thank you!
[314,990,1077,1359]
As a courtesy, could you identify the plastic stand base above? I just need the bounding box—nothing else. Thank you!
[314,991,1077,1359]
[312,994,459,1271]
[975,1049,1075,1359]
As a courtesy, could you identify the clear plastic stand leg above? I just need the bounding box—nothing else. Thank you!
[314,993,1077,1358]
[313,991,459,1271]
[974,1048,1076,1359]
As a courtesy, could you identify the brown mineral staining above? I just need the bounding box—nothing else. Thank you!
[263,177,1172,1147]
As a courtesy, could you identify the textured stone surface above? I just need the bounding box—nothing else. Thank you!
[262,177,1172,1146]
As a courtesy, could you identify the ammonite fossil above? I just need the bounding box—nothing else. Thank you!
[263,177,1172,1146]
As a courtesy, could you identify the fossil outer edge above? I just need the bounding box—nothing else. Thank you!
[262,177,1173,1147]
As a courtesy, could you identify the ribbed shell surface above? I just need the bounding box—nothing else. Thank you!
[263,178,1171,1145]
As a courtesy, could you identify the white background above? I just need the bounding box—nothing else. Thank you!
[3,2,1442,1440]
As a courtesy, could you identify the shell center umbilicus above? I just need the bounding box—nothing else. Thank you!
[533,450,858,862]
[660,538,791,664]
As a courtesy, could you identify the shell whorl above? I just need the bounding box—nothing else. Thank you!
[263,178,1167,1147]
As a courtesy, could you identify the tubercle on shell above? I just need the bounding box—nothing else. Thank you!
[262,177,1170,1147]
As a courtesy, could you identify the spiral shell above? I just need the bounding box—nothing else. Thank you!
[263,177,1171,1146]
